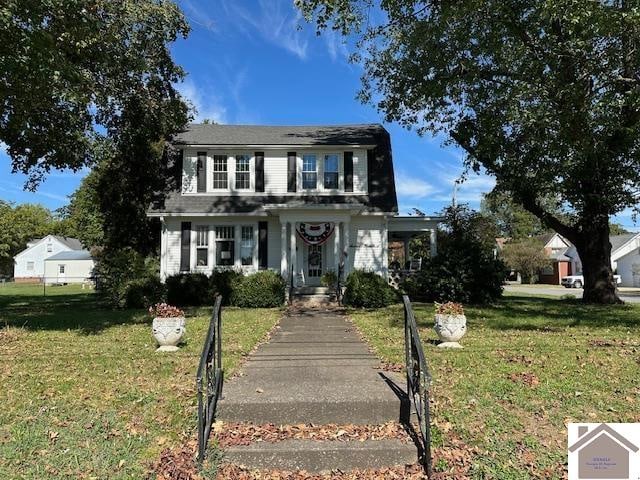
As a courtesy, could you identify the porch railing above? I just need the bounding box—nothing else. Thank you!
[196,295,223,463]
[402,295,433,477]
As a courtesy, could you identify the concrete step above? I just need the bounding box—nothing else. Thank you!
[293,286,332,295]
[290,294,336,308]
[222,438,418,473]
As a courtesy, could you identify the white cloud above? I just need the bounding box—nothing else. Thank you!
[177,78,228,124]
[221,0,309,60]
[395,172,436,199]
[182,0,217,32]
[324,29,348,62]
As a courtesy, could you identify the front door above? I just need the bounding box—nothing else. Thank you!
[304,244,324,286]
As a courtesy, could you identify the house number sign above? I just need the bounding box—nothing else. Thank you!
[296,222,335,246]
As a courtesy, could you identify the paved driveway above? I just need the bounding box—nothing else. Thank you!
[505,284,640,303]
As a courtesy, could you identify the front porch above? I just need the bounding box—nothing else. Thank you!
[268,204,442,291]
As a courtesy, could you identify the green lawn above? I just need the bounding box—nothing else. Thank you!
[0,284,281,479]
[348,296,640,479]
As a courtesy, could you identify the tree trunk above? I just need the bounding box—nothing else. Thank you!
[574,220,622,304]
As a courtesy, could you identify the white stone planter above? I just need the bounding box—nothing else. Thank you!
[152,317,186,352]
[434,313,466,349]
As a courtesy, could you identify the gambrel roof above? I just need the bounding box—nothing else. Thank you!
[151,124,398,214]
[175,124,387,146]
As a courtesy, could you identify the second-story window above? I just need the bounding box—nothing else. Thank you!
[324,154,339,189]
[302,154,317,189]
[235,154,250,189]
[213,155,228,189]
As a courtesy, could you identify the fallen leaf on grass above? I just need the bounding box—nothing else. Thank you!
[508,372,540,388]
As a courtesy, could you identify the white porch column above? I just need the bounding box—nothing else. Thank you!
[334,222,341,274]
[430,228,438,257]
[290,222,297,287]
[280,222,288,279]
[342,221,350,279]
[160,216,167,281]
[382,217,389,279]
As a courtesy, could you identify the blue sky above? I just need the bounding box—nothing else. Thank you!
[0,0,638,230]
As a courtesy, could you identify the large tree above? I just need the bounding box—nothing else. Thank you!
[298,0,640,303]
[0,0,189,185]
[0,201,55,275]
[481,191,549,240]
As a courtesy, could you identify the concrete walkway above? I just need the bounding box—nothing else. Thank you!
[217,309,417,472]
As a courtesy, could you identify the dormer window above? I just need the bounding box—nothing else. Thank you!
[324,154,339,189]
[235,154,251,190]
[213,155,228,189]
[46,243,53,252]
[302,154,317,189]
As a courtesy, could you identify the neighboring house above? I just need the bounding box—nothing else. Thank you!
[537,232,574,284]
[610,233,640,287]
[147,124,441,291]
[569,423,638,479]
[13,235,84,283]
[537,232,640,287]
[44,250,95,285]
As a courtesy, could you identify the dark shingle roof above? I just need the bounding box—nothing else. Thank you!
[152,193,395,214]
[610,233,637,253]
[52,236,83,250]
[175,124,386,146]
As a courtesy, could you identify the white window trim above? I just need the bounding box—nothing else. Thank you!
[300,153,319,192]
[194,225,210,269]
[233,153,254,192]
[297,151,343,193]
[211,153,230,191]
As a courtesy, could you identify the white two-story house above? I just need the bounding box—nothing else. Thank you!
[148,124,440,290]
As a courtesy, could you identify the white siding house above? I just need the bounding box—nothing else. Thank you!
[148,124,441,294]
[13,235,84,282]
[611,233,640,287]
[43,250,95,284]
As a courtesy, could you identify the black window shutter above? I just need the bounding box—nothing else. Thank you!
[258,221,268,269]
[287,152,297,192]
[344,151,354,192]
[180,222,191,271]
[255,152,265,192]
[196,152,207,192]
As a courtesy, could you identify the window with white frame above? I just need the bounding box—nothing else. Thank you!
[59,264,65,274]
[235,154,251,189]
[302,154,317,189]
[324,154,339,189]
[240,226,254,266]
[213,155,228,189]
[215,226,235,266]
[26,261,34,271]
[196,226,209,266]
[46,243,52,252]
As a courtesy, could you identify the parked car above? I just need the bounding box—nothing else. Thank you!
[561,274,621,288]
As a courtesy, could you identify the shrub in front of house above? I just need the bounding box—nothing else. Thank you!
[123,276,166,309]
[210,269,244,305]
[230,270,286,308]
[342,270,398,308]
[93,247,160,308]
[165,273,212,306]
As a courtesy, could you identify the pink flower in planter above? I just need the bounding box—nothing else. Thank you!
[149,303,184,318]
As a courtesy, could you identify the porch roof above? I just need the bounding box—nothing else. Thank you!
[388,215,443,233]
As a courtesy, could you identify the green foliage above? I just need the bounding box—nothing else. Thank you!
[230,271,286,308]
[501,238,550,284]
[343,270,397,308]
[93,248,159,308]
[56,171,105,248]
[165,273,212,307]
[298,0,640,302]
[0,0,190,186]
[210,269,244,306]
[123,277,166,309]
[402,205,506,303]
[320,270,337,288]
[609,223,630,236]
[0,201,55,276]
[481,191,550,240]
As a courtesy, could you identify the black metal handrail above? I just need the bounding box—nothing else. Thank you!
[402,295,433,477]
[196,295,223,463]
